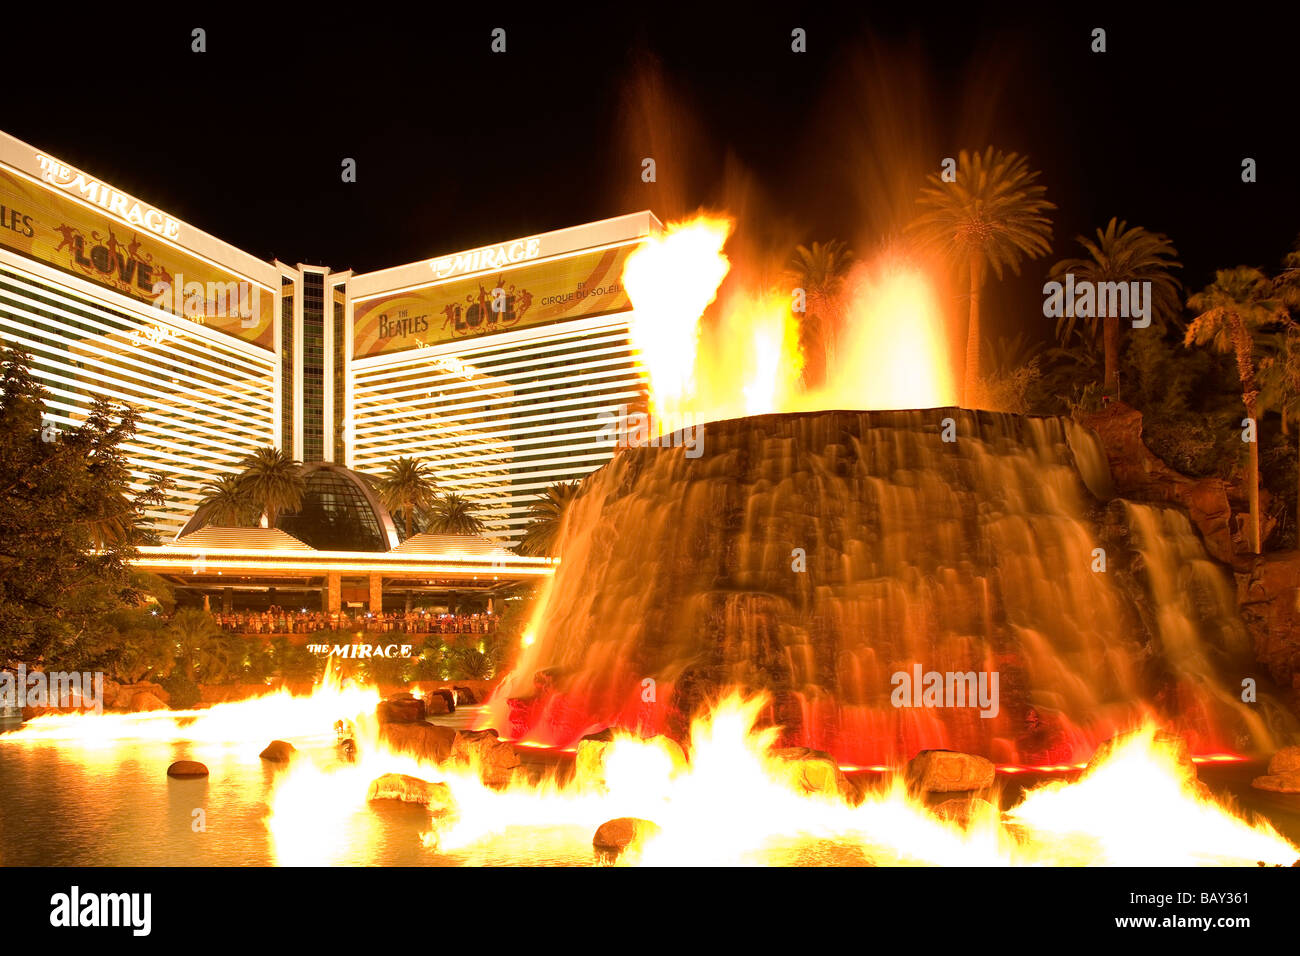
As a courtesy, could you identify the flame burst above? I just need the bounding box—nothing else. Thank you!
[623,216,733,421]
[5,680,1293,865]
[286,690,1296,866]
[625,215,956,426]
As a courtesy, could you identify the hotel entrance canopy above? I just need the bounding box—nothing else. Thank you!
[132,527,555,611]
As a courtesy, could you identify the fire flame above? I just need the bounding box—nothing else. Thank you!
[623,216,733,421]
[4,679,1293,865]
[263,686,1297,866]
[624,215,957,427]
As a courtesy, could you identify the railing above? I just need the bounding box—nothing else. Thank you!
[212,617,499,636]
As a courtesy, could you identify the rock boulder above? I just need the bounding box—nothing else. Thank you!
[451,729,520,787]
[130,692,168,713]
[379,722,457,764]
[593,817,661,863]
[259,740,296,763]
[367,773,456,815]
[906,750,996,793]
[167,760,208,778]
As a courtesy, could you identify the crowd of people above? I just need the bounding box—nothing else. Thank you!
[211,608,499,636]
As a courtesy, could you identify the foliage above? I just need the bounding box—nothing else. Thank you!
[160,672,201,709]
[425,493,487,535]
[196,474,259,528]
[517,481,582,556]
[1049,218,1182,397]
[1186,267,1290,552]
[909,147,1055,401]
[374,457,440,541]
[0,347,165,668]
[784,240,855,386]
[234,446,304,526]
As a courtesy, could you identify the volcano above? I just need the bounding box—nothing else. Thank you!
[486,409,1295,766]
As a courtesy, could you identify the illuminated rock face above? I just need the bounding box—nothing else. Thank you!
[490,409,1291,766]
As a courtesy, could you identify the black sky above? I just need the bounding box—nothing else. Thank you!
[5,4,1298,342]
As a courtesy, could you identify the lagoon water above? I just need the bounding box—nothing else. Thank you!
[1,709,1297,866]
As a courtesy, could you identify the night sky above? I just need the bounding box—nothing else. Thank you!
[6,5,1297,343]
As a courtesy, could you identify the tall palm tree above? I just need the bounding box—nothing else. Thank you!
[235,446,304,527]
[196,474,257,527]
[425,493,486,535]
[1265,243,1300,525]
[909,147,1055,407]
[784,240,854,388]
[1186,267,1289,553]
[1258,323,1300,526]
[517,480,581,556]
[1049,218,1182,399]
[374,456,439,541]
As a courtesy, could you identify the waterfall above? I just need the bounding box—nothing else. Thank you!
[485,408,1292,765]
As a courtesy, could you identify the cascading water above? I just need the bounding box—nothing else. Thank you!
[485,408,1293,766]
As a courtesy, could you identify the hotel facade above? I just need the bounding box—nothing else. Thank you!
[0,130,658,559]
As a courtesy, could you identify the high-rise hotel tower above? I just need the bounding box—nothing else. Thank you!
[0,129,657,545]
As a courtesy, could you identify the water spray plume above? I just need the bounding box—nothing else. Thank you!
[626,214,956,425]
[623,215,732,420]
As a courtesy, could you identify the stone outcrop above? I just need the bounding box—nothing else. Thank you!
[593,817,661,863]
[930,795,998,827]
[259,740,296,763]
[1079,402,1265,567]
[378,722,458,764]
[103,682,168,710]
[377,696,426,724]
[1267,746,1300,774]
[167,760,208,778]
[367,773,456,814]
[905,750,996,793]
[1251,746,1300,792]
[450,729,520,787]
[129,692,168,712]
[1251,770,1300,793]
[769,747,852,801]
[426,689,456,715]
[572,733,686,791]
[1239,553,1300,697]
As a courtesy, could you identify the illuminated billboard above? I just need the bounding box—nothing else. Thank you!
[0,164,274,350]
[352,243,636,359]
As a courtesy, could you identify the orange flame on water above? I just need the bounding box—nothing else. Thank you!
[4,680,1293,865]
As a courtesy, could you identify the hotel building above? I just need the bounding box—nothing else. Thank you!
[0,128,659,562]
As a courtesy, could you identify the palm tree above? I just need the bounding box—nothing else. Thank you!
[784,240,854,388]
[196,474,257,527]
[909,147,1055,407]
[374,457,439,541]
[168,607,222,683]
[1186,267,1289,553]
[517,480,581,556]
[1049,218,1182,399]
[425,493,486,535]
[1264,243,1300,526]
[1258,324,1300,527]
[235,446,304,527]
[86,490,137,550]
